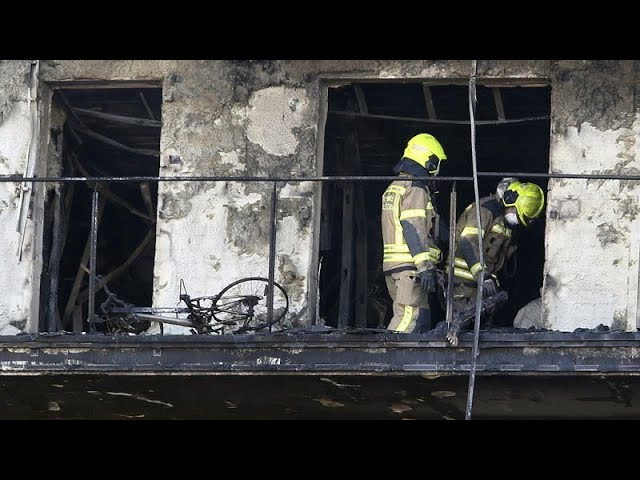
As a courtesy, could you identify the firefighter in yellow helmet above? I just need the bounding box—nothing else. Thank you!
[381,133,447,333]
[445,179,545,345]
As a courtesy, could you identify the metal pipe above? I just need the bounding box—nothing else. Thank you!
[446,182,457,328]
[267,181,278,331]
[110,306,191,314]
[477,171,632,180]
[328,110,549,125]
[2,171,640,183]
[132,313,198,328]
[16,60,41,260]
[88,189,99,333]
[466,60,483,421]
[0,175,473,183]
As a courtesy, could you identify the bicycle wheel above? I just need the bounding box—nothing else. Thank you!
[212,277,289,333]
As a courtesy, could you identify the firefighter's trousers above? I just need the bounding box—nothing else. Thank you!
[451,281,497,327]
[452,281,477,314]
[385,270,431,333]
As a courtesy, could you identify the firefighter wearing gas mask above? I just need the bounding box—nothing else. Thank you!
[447,179,545,339]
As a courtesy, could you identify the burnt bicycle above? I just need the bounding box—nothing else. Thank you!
[98,277,289,335]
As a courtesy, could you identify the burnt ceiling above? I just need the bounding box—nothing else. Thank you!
[325,82,552,177]
[55,87,162,158]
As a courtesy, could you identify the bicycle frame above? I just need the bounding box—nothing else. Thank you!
[100,277,289,335]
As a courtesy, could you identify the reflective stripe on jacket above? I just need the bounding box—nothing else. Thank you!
[381,178,441,274]
[448,196,515,284]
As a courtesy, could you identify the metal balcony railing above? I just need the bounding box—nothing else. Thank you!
[1,169,637,330]
[3,61,640,419]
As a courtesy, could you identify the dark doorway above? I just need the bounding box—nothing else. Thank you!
[40,87,162,333]
[319,81,551,329]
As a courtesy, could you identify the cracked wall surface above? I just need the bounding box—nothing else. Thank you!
[543,60,640,331]
[0,60,36,334]
[0,59,635,334]
[42,61,322,333]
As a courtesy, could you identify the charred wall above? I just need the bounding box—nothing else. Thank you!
[0,59,634,333]
[544,60,640,331]
[0,60,39,334]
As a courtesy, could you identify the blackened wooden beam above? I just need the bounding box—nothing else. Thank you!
[76,226,155,305]
[492,88,506,121]
[140,182,155,217]
[61,198,105,329]
[353,85,368,114]
[69,120,160,157]
[338,179,354,329]
[422,84,437,119]
[47,189,63,333]
[139,91,156,121]
[329,110,547,125]
[72,107,161,127]
[351,130,367,329]
[72,156,155,223]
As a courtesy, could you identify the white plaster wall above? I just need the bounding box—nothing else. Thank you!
[0,101,35,334]
[24,59,637,335]
[152,182,312,334]
[246,87,310,156]
[544,120,640,331]
[29,60,550,336]
[276,181,315,298]
[153,84,314,334]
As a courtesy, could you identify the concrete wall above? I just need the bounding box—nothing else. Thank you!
[0,59,635,334]
[544,60,640,332]
[0,60,37,334]
[41,60,322,333]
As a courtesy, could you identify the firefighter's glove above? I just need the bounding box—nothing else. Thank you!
[482,276,499,299]
[417,268,437,294]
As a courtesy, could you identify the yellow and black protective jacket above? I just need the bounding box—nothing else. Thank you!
[450,195,515,284]
[381,177,442,274]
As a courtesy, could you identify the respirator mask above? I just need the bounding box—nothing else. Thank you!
[505,212,519,227]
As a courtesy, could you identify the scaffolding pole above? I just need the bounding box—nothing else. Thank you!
[465,60,483,420]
